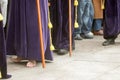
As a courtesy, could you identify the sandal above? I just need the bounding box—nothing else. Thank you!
[26,60,36,68]
[10,57,22,62]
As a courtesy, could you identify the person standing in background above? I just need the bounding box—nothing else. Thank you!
[74,0,94,40]
[0,9,11,79]
[102,0,120,46]
[92,0,103,35]
[6,0,53,67]
[50,0,75,55]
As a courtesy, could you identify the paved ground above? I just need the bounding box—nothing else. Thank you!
[4,35,120,80]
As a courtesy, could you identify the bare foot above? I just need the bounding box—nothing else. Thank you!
[11,57,22,62]
[26,60,36,68]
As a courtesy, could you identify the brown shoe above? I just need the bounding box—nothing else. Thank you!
[93,30,103,35]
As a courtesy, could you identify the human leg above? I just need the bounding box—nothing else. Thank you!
[93,19,103,35]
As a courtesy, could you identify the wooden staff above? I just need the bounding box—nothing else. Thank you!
[36,0,45,68]
[69,0,72,56]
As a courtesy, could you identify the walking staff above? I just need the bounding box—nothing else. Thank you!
[36,0,46,68]
[69,0,72,56]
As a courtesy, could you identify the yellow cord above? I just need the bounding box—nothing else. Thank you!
[74,0,79,28]
[0,71,1,78]
[74,0,78,6]
[0,14,3,78]
[101,0,105,9]
[48,3,55,51]
[49,29,55,50]
[0,13,3,21]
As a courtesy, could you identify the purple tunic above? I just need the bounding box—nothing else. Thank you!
[6,0,53,61]
[104,0,120,39]
[0,17,6,67]
[50,0,75,50]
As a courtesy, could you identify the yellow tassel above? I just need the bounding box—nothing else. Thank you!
[74,0,79,28]
[49,29,55,51]
[0,13,3,21]
[48,22,53,29]
[48,3,55,51]
[74,0,78,6]
[50,44,55,51]
[101,5,105,9]
[74,21,79,28]
[101,0,105,9]
[0,71,1,78]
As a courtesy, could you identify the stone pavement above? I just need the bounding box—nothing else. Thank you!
[4,36,120,80]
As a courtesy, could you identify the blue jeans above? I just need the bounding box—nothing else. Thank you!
[74,0,94,35]
[93,19,102,31]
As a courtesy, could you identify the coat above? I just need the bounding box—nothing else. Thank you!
[6,0,53,61]
[50,0,75,50]
[0,8,7,70]
[104,0,120,39]
[92,0,103,19]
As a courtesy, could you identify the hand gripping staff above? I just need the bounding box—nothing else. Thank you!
[36,0,45,68]
[69,0,72,56]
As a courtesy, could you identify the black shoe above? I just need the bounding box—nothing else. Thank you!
[72,46,75,50]
[1,74,12,79]
[74,34,83,40]
[53,49,59,53]
[1,66,12,79]
[102,39,115,46]
[57,49,68,55]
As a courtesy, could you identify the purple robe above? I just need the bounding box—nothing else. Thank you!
[6,0,53,61]
[0,20,8,79]
[0,7,8,77]
[0,17,7,67]
[104,0,120,39]
[0,6,6,67]
[50,0,75,50]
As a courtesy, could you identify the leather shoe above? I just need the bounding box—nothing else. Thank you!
[0,66,12,79]
[57,49,68,55]
[93,30,103,35]
[53,49,59,53]
[1,74,12,79]
[74,34,83,40]
[102,39,115,46]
